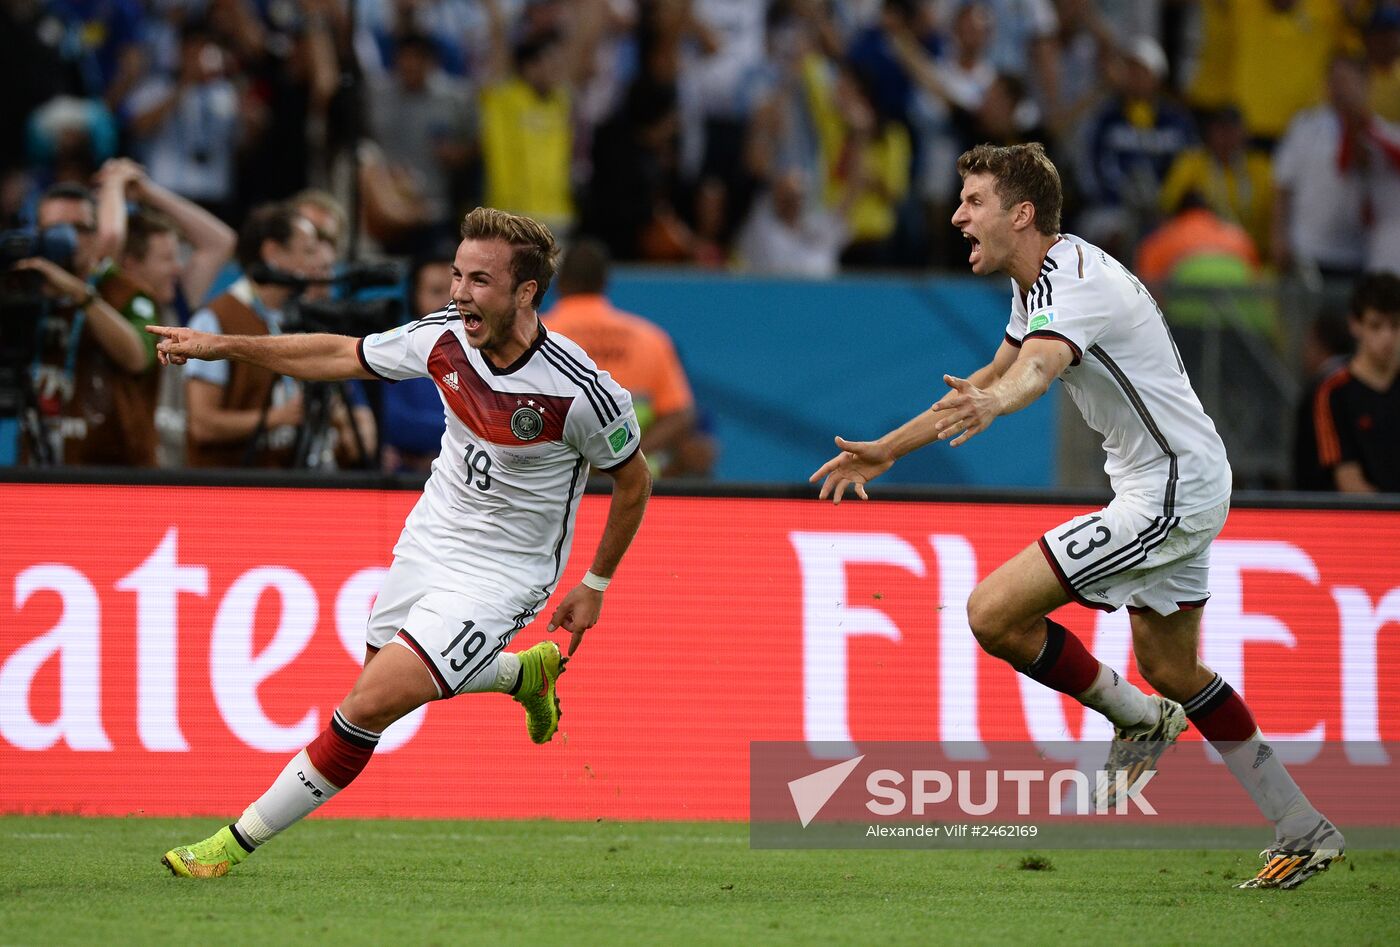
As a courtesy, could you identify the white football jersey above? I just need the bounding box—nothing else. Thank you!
[1005,235,1231,518]
[359,307,640,604]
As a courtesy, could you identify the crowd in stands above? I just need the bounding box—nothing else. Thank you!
[2,0,1398,491]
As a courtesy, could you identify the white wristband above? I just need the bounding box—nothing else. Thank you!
[581,570,611,592]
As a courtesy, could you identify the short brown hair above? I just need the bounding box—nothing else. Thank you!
[956,142,1062,235]
[460,206,560,308]
[124,208,178,262]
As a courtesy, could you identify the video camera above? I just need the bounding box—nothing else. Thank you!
[247,260,406,337]
[1,224,78,274]
[1,225,80,461]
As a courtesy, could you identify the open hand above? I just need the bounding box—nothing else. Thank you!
[932,374,998,446]
[809,435,894,504]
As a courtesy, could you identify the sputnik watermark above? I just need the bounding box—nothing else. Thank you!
[786,756,1156,828]
[865,767,1157,817]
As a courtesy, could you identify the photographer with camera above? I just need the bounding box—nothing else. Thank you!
[183,202,319,467]
[10,183,161,466]
[93,157,237,466]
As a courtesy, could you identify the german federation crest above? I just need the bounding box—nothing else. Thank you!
[510,404,544,441]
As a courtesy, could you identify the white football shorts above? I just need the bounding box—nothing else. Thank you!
[367,542,542,696]
[1038,498,1230,616]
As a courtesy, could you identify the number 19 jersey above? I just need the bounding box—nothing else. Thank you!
[358,308,640,604]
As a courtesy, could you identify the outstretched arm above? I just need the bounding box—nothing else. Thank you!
[933,338,1072,447]
[547,451,653,656]
[809,340,1021,502]
[148,325,374,381]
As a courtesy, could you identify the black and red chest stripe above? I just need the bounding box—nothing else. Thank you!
[427,332,572,445]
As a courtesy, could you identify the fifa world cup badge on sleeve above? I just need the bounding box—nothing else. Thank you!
[1028,309,1056,332]
[606,419,635,457]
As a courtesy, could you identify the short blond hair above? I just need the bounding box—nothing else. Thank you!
[460,207,560,308]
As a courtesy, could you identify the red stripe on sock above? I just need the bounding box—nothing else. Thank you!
[1188,690,1258,744]
[306,724,375,790]
[1036,622,1101,696]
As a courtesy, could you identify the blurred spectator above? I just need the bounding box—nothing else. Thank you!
[293,188,349,269]
[581,2,686,260]
[478,0,605,234]
[233,0,344,213]
[33,0,147,108]
[1075,36,1196,254]
[735,168,848,277]
[95,157,238,311]
[93,158,238,467]
[356,0,501,78]
[843,0,941,132]
[1355,108,1400,276]
[1294,272,1400,492]
[1368,5,1400,121]
[1158,105,1273,258]
[0,2,62,174]
[379,251,452,473]
[1049,0,1116,140]
[1135,190,1274,336]
[16,183,159,465]
[366,32,475,248]
[1185,0,1232,113]
[287,188,378,467]
[1225,0,1361,147]
[183,203,319,467]
[974,0,1060,117]
[806,60,911,266]
[544,238,708,477]
[1271,55,1369,279]
[678,0,772,194]
[125,22,242,221]
[1136,191,1260,286]
[891,4,996,263]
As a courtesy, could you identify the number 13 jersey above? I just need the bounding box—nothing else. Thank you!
[1005,235,1231,519]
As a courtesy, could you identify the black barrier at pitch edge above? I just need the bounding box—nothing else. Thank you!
[1,465,1399,511]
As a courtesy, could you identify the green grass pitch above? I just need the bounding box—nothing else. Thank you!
[2,817,1397,945]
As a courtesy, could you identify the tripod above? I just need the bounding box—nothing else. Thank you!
[290,379,374,470]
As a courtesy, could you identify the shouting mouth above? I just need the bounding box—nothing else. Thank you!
[963,231,982,266]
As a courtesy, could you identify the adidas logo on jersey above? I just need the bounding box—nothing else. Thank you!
[441,371,460,391]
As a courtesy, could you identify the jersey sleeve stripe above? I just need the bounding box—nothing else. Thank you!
[356,337,396,382]
[1005,331,1023,348]
[539,346,610,424]
[1312,368,1350,467]
[544,340,620,414]
[1023,329,1082,365]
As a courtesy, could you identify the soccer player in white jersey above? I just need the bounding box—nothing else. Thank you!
[148,207,652,878]
[811,143,1344,890]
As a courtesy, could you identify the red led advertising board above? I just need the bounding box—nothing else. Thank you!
[3,484,1398,820]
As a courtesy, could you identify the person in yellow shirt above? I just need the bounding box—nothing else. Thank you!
[1228,0,1361,144]
[1158,105,1274,257]
[477,0,607,234]
[803,56,911,266]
